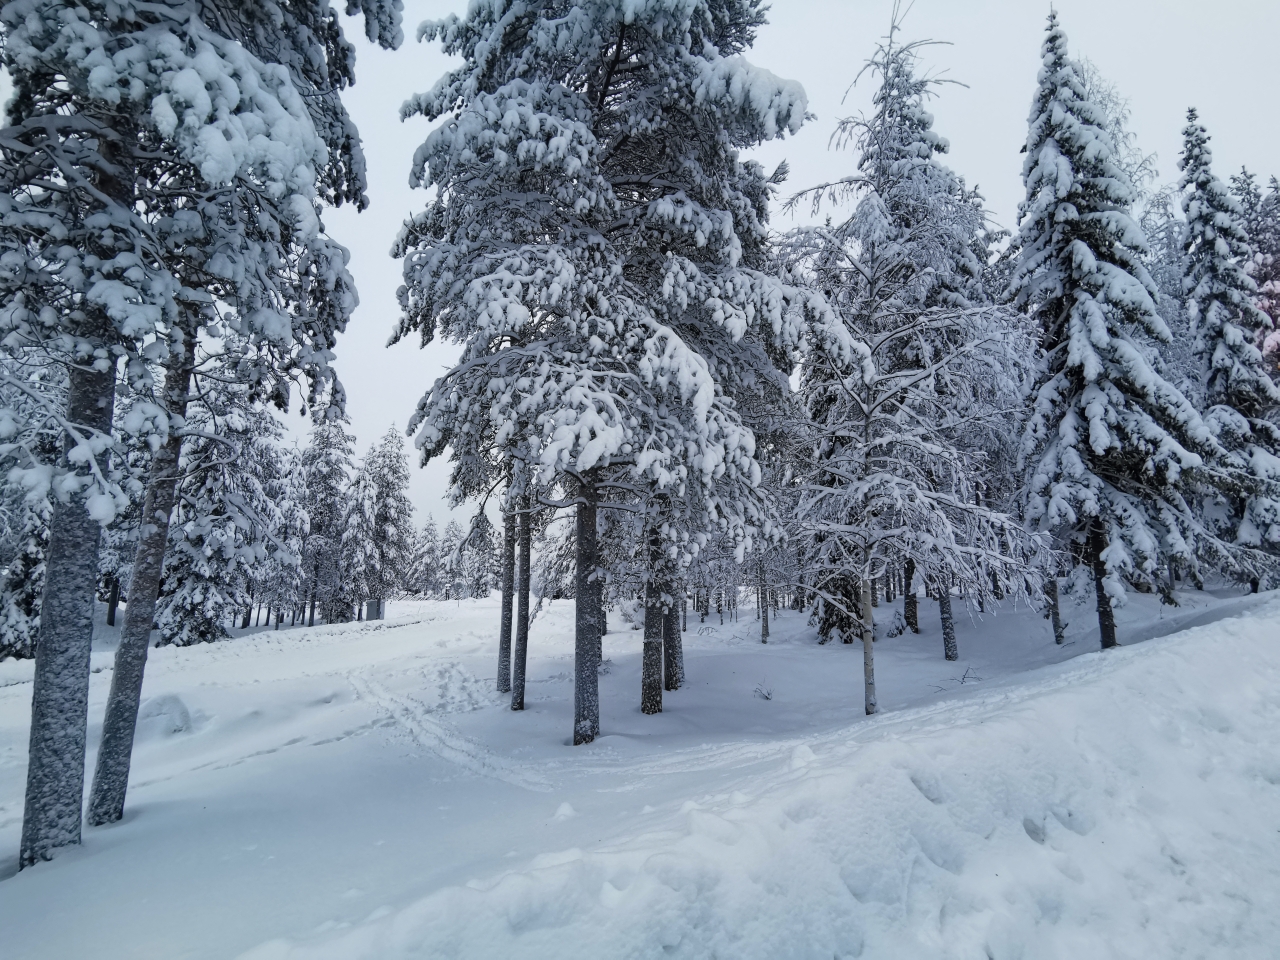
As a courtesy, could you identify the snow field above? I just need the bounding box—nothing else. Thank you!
[240,596,1280,960]
[0,589,1276,959]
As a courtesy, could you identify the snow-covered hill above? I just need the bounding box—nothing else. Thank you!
[1,589,1277,959]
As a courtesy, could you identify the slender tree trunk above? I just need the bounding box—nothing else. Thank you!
[308,586,316,627]
[758,559,769,643]
[511,497,532,710]
[573,478,599,744]
[20,359,117,867]
[682,595,687,633]
[860,578,877,716]
[870,576,878,607]
[497,508,516,694]
[641,531,663,715]
[1046,576,1066,645]
[663,586,683,691]
[106,578,120,632]
[1089,522,1118,649]
[904,558,919,634]
[939,588,958,661]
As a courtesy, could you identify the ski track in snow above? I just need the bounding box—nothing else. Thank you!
[347,669,551,793]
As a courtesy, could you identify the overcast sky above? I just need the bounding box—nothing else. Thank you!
[320,0,1280,527]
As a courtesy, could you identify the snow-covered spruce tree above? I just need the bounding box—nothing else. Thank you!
[1179,113,1280,565]
[407,514,442,598]
[1231,169,1280,337]
[82,0,402,834]
[301,417,355,624]
[398,0,843,743]
[340,428,414,620]
[153,388,286,645]
[1012,15,1240,649]
[789,24,1039,678]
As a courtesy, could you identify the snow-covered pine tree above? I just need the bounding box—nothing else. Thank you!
[1012,14,1237,648]
[408,515,442,598]
[341,428,414,619]
[398,0,844,743]
[153,391,286,646]
[1179,113,1280,567]
[788,22,1039,677]
[1230,170,1280,337]
[80,0,402,835]
[301,417,356,624]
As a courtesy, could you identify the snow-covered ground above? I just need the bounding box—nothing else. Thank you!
[1,586,1277,959]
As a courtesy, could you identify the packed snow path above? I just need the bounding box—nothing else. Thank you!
[1,589,1277,959]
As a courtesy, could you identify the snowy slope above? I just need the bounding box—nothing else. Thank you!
[0,589,1277,959]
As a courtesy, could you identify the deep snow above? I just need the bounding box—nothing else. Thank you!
[0,586,1277,959]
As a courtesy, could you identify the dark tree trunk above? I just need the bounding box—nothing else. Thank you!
[904,558,919,634]
[497,508,516,694]
[20,359,117,867]
[573,478,599,743]
[870,576,878,607]
[511,497,532,710]
[663,587,683,691]
[104,578,119,632]
[641,532,663,714]
[758,560,769,643]
[1046,576,1067,644]
[939,589,958,661]
[1089,523,1118,649]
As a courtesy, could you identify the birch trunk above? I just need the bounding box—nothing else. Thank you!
[860,578,877,716]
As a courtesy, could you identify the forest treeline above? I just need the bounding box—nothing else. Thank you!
[0,1,1276,870]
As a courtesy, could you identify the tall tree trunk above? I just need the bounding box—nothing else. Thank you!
[903,558,919,634]
[758,559,769,643]
[870,576,878,607]
[860,578,878,716]
[939,588,958,661]
[1089,522,1118,649]
[573,477,599,744]
[663,586,683,691]
[497,508,516,694]
[641,531,663,715]
[511,497,532,710]
[1046,576,1066,645]
[20,359,117,867]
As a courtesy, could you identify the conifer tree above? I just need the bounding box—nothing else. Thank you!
[398,0,843,742]
[789,21,1038,666]
[1012,14,1236,648]
[1179,114,1280,561]
[301,418,356,624]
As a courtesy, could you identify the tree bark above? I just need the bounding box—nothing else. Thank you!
[1046,576,1066,645]
[511,496,532,710]
[758,559,769,643]
[641,531,663,715]
[860,578,877,716]
[939,588,958,661]
[497,508,516,694]
[573,478,599,743]
[663,586,683,691]
[904,558,919,634]
[1089,522,1118,649]
[20,359,117,867]
[105,579,120,627]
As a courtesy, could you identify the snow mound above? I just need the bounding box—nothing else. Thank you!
[135,694,194,739]
[239,601,1280,960]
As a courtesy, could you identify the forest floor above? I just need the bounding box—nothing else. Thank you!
[0,585,1278,959]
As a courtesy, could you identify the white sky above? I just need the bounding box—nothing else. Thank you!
[316,0,1279,525]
